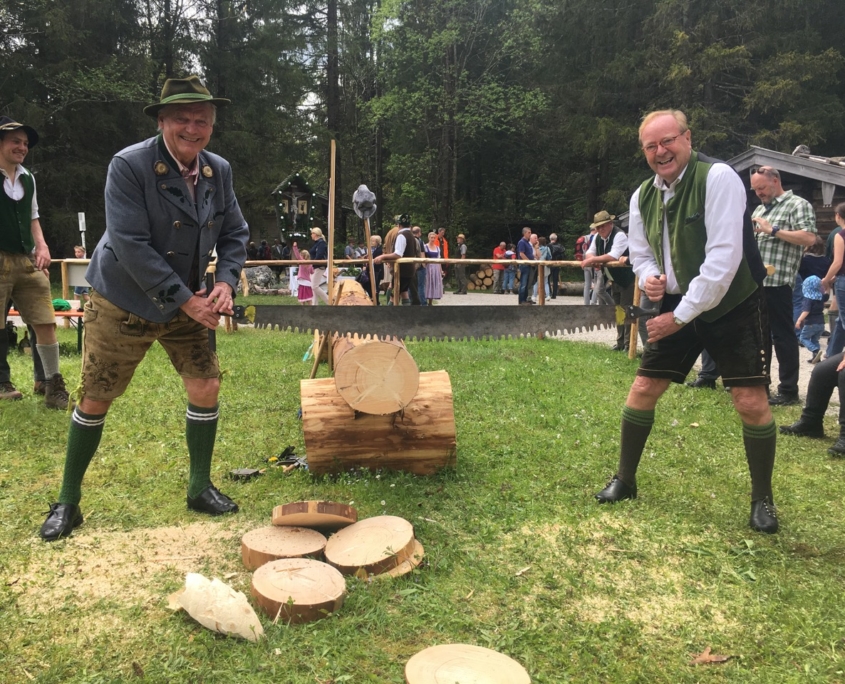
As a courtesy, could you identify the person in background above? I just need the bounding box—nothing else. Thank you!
[296,250,314,305]
[502,243,517,294]
[822,203,845,357]
[309,226,330,305]
[424,231,444,305]
[517,227,534,305]
[72,245,91,309]
[492,241,507,294]
[796,275,826,364]
[548,233,565,299]
[0,115,69,409]
[454,233,469,294]
[534,236,551,300]
[412,226,428,305]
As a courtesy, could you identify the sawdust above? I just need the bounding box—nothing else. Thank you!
[14,521,244,614]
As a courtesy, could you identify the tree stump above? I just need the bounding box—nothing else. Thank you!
[332,334,419,415]
[323,515,416,576]
[251,558,346,623]
[301,370,457,475]
[374,539,425,580]
[241,526,327,570]
[272,500,358,529]
[405,644,531,684]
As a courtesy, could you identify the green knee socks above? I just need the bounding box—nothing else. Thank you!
[186,404,219,498]
[617,406,655,486]
[58,408,106,505]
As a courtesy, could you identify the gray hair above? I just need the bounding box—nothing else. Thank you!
[752,166,780,181]
[549,233,558,241]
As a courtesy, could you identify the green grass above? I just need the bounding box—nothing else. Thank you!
[1,326,844,683]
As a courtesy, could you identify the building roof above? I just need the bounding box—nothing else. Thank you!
[727,145,845,188]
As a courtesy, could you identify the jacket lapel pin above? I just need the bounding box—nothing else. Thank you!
[202,165,213,178]
[154,161,169,176]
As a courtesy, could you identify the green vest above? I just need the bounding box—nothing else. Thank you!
[595,226,634,288]
[637,151,756,322]
[0,169,35,254]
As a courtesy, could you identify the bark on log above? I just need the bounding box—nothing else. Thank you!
[332,334,419,414]
[241,526,327,570]
[323,515,416,576]
[333,278,373,306]
[251,558,346,623]
[301,370,457,475]
[272,500,358,529]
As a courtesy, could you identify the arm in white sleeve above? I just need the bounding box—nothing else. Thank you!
[608,231,628,258]
[627,187,662,287]
[31,173,39,220]
[672,164,747,323]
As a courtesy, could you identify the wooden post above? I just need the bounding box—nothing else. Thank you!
[537,263,545,306]
[327,139,337,302]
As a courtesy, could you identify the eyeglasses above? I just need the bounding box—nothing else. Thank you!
[642,134,684,154]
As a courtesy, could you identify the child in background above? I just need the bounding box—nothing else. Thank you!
[297,250,314,305]
[72,245,91,309]
[796,275,826,364]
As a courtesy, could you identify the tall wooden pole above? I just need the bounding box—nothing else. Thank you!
[327,139,337,303]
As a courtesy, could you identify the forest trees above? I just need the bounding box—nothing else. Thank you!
[1,0,843,252]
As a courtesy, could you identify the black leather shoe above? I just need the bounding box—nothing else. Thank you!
[749,497,778,534]
[686,378,717,389]
[595,475,637,503]
[187,484,239,515]
[40,503,83,541]
[828,437,845,457]
[768,393,799,406]
[779,418,825,438]
[610,344,627,352]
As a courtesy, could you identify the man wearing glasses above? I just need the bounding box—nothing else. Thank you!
[594,109,778,534]
[750,166,817,406]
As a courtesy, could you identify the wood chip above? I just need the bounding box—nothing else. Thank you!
[690,646,731,665]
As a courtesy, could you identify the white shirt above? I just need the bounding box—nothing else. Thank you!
[1,164,39,218]
[627,161,747,324]
[585,229,628,258]
[392,232,407,256]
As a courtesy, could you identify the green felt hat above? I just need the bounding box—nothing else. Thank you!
[144,75,231,117]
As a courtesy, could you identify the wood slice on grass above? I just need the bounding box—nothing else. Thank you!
[374,539,425,580]
[301,370,457,475]
[332,335,419,415]
[405,644,531,684]
[241,526,328,570]
[272,500,358,529]
[251,558,346,624]
[324,515,416,576]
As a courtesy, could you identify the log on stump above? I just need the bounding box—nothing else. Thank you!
[241,526,328,570]
[323,516,416,576]
[405,644,531,684]
[332,335,419,415]
[251,558,346,623]
[272,500,358,529]
[333,278,372,306]
[301,370,457,475]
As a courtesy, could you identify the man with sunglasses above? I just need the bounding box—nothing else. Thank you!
[594,109,777,534]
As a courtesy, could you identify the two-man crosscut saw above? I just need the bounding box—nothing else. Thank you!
[231,304,654,341]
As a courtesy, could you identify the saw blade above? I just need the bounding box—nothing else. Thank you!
[234,305,617,340]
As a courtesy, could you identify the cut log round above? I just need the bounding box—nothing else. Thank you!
[467,281,476,290]
[482,277,493,287]
[241,526,327,570]
[332,335,420,414]
[251,558,346,623]
[405,644,531,684]
[301,370,457,475]
[483,267,493,277]
[272,500,358,529]
[324,515,416,576]
[374,539,425,580]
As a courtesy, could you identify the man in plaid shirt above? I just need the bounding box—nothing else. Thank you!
[751,166,817,406]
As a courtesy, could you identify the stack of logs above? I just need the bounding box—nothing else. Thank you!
[300,280,457,475]
[467,265,495,291]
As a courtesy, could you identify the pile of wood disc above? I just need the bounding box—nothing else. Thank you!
[467,265,494,291]
[244,502,424,622]
[405,644,531,683]
[323,515,424,580]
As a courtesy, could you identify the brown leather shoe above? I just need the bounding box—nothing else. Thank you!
[0,381,22,400]
[44,373,70,410]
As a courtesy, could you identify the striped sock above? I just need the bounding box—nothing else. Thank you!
[186,404,219,498]
[616,406,655,486]
[743,420,777,502]
[58,408,106,505]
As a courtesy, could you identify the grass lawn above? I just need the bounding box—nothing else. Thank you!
[1,323,844,683]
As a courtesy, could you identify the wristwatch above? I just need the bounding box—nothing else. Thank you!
[771,226,781,237]
[673,316,686,328]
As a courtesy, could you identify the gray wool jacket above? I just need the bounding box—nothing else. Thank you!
[86,135,249,322]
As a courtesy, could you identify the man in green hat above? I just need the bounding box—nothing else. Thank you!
[0,116,70,409]
[40,76,249,542]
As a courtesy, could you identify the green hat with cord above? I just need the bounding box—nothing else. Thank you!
[144,75,231,117]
